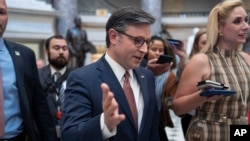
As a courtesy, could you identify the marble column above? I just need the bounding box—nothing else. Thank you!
[141,0,162,36]
[53,0,78,36]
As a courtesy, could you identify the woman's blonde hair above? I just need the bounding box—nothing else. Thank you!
[201,0,244,53]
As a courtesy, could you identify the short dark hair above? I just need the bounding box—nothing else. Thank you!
[105,6,155,47]
[45,35,68,50]
[145,35,177,68]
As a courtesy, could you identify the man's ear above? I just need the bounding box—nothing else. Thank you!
[109,29,119,45]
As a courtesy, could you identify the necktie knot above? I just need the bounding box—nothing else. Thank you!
[124,71,130,80]
[53,72,61,82]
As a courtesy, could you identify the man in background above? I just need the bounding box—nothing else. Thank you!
[38,35,71,140]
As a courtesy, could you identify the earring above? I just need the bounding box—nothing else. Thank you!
[219,32,223,36]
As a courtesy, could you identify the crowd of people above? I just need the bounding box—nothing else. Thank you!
[0,0,250,141]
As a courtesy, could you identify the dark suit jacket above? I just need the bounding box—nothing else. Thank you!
[38,65,71,121]
[38,66,57,121]
[5,40,57,141]
[38,65,52,87]
[61,55,160,141]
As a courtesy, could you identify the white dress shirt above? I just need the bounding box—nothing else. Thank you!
[100,53,144,139]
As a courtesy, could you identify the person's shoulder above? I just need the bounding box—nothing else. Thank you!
[188,52,210,69]
[140,58,148,68]
[239,51,250,65]
[239,51,250,58]
[69,62,98,75]
[137,66,154,77]
[38,65,49,72]
[190,53,209,63]
[5,39,34,53]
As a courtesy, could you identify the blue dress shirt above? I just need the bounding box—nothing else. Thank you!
[0,38,22,139]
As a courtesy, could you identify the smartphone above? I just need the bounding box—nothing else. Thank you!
[196,80,229,90]
[156,55,173,64]
[167,39,181,46]
[200,89,236,97]
[197,83,228,90]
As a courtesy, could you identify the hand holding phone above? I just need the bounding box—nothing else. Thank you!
[156,55,173,64]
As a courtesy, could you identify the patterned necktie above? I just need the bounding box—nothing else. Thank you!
[58,82,65,106]
[0,69,4,137]
[53,72,61,82]
[53,72,62,103]
[123,71,138,129]
[53,72,64,120]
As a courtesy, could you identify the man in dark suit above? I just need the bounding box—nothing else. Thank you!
[61,6,160,141]
[0,0,57,140]
[38,35,71,140]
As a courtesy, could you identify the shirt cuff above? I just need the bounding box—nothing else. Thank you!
[100,113,117,140]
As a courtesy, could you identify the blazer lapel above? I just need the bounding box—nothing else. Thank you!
[4,40,24,83]
[42,66,52,85]
[134,69,149,133]
[97,56,136,128]
[43,66,51,78]
[4,40,32,117]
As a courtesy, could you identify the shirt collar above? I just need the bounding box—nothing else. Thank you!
[104,52,133,82]
[0,38,5,51]
[50,65,67,76]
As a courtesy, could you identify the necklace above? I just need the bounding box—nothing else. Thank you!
[216,47,249,109]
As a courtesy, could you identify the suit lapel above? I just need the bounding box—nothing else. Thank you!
[134,69,149,133]
[4,40,32,117]
[43,66,51,78]
[42,66,52,85]
[97,57,136,128]
[4,40,24,82]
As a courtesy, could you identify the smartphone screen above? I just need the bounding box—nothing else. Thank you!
[167,39,181,46]
[156,55,173,64]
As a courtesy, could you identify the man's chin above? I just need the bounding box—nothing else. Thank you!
[51,62,67,69]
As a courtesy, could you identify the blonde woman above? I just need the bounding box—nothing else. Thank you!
[181,28,207,136]
[173,0,250,140]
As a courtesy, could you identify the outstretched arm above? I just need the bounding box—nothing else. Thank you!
[172,53,222,115]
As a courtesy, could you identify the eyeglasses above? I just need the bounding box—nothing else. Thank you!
[116,30,152,47]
